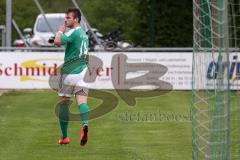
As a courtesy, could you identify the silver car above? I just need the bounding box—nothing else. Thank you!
[31,13,87,47]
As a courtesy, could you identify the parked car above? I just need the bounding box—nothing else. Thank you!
[14,13,88,47]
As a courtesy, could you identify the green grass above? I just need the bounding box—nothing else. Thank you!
[0,90,192,160]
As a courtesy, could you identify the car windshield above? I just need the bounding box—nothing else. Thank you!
[36,16,87,33]
[36,17,65,32]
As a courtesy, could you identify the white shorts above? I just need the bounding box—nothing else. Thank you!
[58,67,89,97]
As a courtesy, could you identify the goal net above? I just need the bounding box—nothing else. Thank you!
[192,0,240,159]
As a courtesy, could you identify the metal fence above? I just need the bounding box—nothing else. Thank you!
[0,47,194,52]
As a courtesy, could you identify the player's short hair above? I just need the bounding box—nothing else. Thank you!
[66,8,81,23]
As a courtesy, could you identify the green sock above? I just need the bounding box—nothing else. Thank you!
[59,102,69,138]
[79,103,89,125]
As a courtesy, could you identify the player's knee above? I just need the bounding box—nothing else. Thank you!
[75,94,87,105]
[59,96,71,105]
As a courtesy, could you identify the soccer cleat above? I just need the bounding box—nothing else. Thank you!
[59,137,70,145]
[80,125,88,146]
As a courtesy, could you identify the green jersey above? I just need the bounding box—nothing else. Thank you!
[61,26,89,74]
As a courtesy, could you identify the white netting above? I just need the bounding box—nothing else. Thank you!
[192,0,240,159]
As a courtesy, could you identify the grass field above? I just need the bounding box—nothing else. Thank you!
[0,90,192,160]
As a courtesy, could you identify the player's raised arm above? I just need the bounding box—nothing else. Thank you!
[54,24,66,46]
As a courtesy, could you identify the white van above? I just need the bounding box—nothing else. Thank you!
[30,13,88,47]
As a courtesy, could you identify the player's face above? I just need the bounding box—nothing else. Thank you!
[65,12,76,28]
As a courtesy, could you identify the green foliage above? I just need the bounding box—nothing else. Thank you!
[0,0,6,25]
[80,0,139,42]
[0,0,193,47]
[82,0,193,47]
[135,0,193,47]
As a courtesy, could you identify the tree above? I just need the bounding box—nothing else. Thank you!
[0,0,194,47]
[80,0,139,41]
[136,0,193,47]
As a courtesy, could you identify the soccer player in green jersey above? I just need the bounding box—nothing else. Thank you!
[54,8,89,146]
